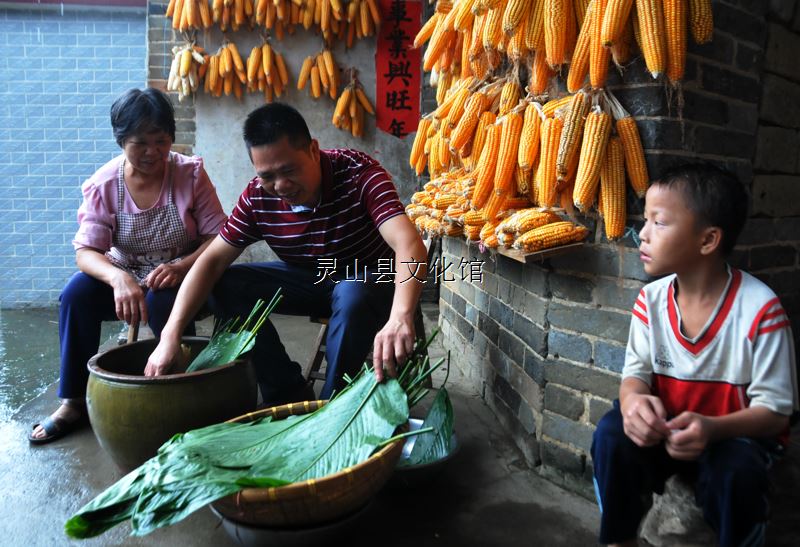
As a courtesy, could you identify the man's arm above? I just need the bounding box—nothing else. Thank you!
[144,235,243,375]
[372,214,428,381]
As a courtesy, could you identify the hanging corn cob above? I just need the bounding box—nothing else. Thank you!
[168,43,207,101]
[518,101,543,171]
[607,90,649,197]
[589,0,611,88]
[688,0,712,44]
[332,70,374,138]
[243,38,289,103]
[599,135,626,240]
[556,91,589,182]
[297,49,340,100]
[211,0,256,32]
[166,0,214,31]
[572,99,612,211]
[663,0,687,82]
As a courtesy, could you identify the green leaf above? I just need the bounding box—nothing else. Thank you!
[401,387,454,467]
[65,373,409,538]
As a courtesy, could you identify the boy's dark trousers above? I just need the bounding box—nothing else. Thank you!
[591,400,776,547]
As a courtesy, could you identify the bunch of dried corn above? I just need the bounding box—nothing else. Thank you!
[166,0,213,31]
[240,39,290,102]
[297,49,340,100]
[252,0,295,39]
[168,43,208,101]
[332,71,375,138]
[209,0,254,32]
[203,41,248,99]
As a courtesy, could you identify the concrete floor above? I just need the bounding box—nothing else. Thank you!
[0,308,600,546]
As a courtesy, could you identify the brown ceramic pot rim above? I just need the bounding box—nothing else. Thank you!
[87,336,251,384]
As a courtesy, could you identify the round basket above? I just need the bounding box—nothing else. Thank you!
[211,400,406,528]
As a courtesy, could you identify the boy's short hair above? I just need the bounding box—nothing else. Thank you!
[654,163,749,256]
[242,103,312,152]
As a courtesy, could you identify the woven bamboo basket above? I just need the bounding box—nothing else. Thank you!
[211,399,406,527]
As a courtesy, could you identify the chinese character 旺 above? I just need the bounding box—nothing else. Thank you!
[399,258,427,284]
[431,256,456,283]
[314,257,339,284]
[385,89,412,111]
[383,60,412,86]
[458,257,485,283]
[375,258,396,284]
[345,258,368,283]
[388,119,407,138]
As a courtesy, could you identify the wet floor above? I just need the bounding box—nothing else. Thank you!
[0,308,121,422]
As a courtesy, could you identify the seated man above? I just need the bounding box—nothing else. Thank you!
[145,103,427,404]
[591,164,798,547]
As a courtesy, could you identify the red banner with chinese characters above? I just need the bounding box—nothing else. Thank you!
[375,0,421,138]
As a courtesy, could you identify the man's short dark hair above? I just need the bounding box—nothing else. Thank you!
[653,163,749,256]
[243,103,312,152]
[110,88,176,147]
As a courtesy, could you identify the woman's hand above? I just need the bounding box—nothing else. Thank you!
[110,270,148,326]
[144,261,188,290]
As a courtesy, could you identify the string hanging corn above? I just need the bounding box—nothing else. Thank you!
[494,112,524,195]
[518,102,543,170]
[589,0,611,88]
[513,220,588,252]
[167,43,206,101]
[544,0,573,68]
[538,115,563,208]
[688,0,712,44]
[635,0,666,78]
[607,91,649,197]
[471,123,502,209]
[566,0,593,93]
[600,0,633,46]
[573,0,592,27]
[525,0,546,51]
[663,0,687,82]
[529,51,555,95]
[572,104,612,211]
[410,118,433,172]
[610,17,635,67]
[599,135,626,240]
[556,91,589,182]
[450,92,489,152]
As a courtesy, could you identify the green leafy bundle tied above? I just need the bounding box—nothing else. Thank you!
[186,290,282,372]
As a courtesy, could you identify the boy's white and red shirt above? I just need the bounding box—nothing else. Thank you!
[623,267,798,424]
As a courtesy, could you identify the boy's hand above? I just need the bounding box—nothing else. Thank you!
[621,393,671,447]
[665,412,712,461]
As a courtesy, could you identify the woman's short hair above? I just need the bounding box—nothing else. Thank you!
[243,103,312,152]
[110,88,176,147]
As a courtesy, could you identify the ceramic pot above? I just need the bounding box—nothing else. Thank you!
[86,337,257,472]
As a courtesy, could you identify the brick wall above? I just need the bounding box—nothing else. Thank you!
[145,0,195,155]
[437,0,800,497]
[0,4,146,307]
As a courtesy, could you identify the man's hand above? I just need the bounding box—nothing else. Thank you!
[111,271,148,326]
[144,261,187,290]
[144,337,180,376]
[665,412,713,461]
[620,392,671,447]
[372,315,415,383]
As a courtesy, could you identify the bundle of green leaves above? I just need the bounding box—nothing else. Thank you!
[186,290,282,373]
[66,330,449,539]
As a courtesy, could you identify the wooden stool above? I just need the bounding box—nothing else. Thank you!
[302,305,429,389]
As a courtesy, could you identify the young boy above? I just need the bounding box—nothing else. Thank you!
[591,164,798,547]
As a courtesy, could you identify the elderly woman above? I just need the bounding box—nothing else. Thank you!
[29,88,227,444]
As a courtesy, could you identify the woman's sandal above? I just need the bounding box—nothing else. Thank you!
[28,412,89,445]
